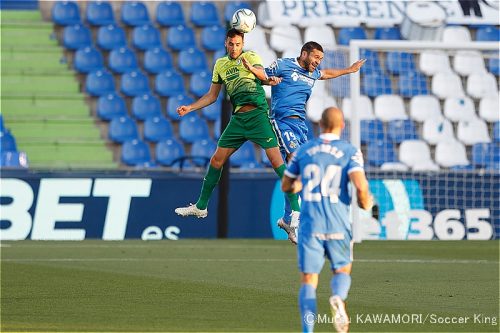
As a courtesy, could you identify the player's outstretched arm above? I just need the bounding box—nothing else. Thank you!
[177,83,222,117]
[319,59,366,80]
[349,170,374,210]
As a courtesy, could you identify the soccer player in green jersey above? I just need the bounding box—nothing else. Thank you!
[175,29,301,224]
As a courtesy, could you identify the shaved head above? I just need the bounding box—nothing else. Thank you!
[320,107,345,135]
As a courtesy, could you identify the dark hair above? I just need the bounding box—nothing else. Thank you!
[226,28,244,40]
[301,41,324,54]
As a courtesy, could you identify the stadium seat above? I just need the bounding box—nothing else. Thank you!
[443,97,476,123]
[156,1,185,27]
[341,96,375,120]
[244,26,268,53]
[121,139,152,166]
[108,115,139,143]
[86,1,114,26]
[466,72,498,99]
[85,69,115,96]
[143,47,173,74]
[155,70,185,97]
[52,1,80,26]
[367,139,397,167]
[442,26,471,43]
[1,131,17,152]
[479,96,500,122]
[132,24,161,51]
[230,141,257,167]
[399,140,438,171]
[178,47,208,74]
[431,72,464,99]
[0,114,4,133]
[422,116,455,145]
[108,47,139,74]
[380,162,409,172]
[269,25,302,53]
[167,94,194,121]
[213,48,227,65]
[374,95,407,121]
[453,51,486,76]
[488,57,500,75]
[398,71,429,98]
[131,92,162,121]
[156,138,185,167]
[306,95,337,122]
[179,113,210,143]
[374,26,401,40]
[202,97,222,121]
[255,47,277,69]
[361,119,385,144]
[97,24,127,51]
[190,139,217,166]
[144,116,173,142]
[409,95,441,122]
[388,120,418,143]
[359,49,382,74]
[304,26,336,50]
[494,122,500,142]
[338,27,367,46]
[435,139,470,168]
[167,25,196,51]
[121,70,150,97]
[419,50,452,76]
[213,117,221,140]
[190,71,211,97]
[385,52,416,75]
[201,25,226,51]
[476,26,500,41]
[1,151,29,168]
[96,92,127,121]
[63,24,91,50]
[121,1,150,26]
[472,142,500,169]
[362,72,392,97]
[224,1,251,22]
[74,46,103,73]
[457,118,491,145]
[190,1,220,26]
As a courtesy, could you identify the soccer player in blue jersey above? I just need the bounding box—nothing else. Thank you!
[243,41,365,244]
[282,107,373,333]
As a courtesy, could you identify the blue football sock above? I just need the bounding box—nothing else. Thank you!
[299,283,317,333]
[282,195,292,223]
[330,273,351,301]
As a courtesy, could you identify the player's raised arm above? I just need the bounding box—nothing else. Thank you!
[319,59,366,80]
[349,170,374,211]
[177,83,222,117]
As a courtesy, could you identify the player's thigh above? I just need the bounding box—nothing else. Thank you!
[218,116,247,149]
[244,110,280,149]
[272,118,309,155]
[324,236,353,271]
[298,234,326,274]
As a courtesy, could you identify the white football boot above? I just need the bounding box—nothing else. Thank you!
[175,204,208,218]
[329,295,349,333]
[277,211,300,245]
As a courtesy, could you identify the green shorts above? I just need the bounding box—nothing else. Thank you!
[218,107,279,149]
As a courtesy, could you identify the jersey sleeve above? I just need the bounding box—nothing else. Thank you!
[285,151,300,178]
[244,51,263,68]
[265,58,282,77]
[211,60,223,84]
[347,147,365,174]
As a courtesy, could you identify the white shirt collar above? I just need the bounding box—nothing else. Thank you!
[319,133,340,141]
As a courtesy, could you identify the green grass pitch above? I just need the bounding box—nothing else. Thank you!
[1,240,498,332]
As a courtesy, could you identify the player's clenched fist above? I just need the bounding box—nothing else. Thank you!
[177,105,192,117]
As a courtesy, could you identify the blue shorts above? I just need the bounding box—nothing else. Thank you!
[297,231,353,274]
[271,117,308,155]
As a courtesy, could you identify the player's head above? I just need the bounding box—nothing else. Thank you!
[225,28,244,60]
[299,41,324,72]
[320,107,345,135]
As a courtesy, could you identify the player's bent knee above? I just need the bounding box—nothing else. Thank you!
[301,273,319,287]
[334,263,352,275]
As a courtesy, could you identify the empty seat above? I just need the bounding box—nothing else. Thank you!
[224,1,251,22]
[398,71,429,97]
[359,49,382,74]
[409,95,441,122]
[191,139,217,166]
[109,115,139,143]
[1,151,29,168]
[202,97,222,121]
[419,50,452,76]
[156,1,185,27]
[108,46,138,74]
[244,26,268,52]
[1,131,17,152]
[306,95,337,122]
[74,46,103,73]
[86,1,114,26]
[442,26,471,43]
[476,26,500,41]
[85,69,115,96]
[385,51,416,75]
[121,139,152,166]
[121,70,150,97]
[178,47,208,74]
[380,162,409,172]
[361,119,385,144]
[190,1,220,26]
[367,139,397,167]
[179,113,210,143]
[453,51,486,76]
[144,116,173,142]
[457,118,491,145]
[399,140,438,170]
[230,141,257,167]
[472,143,500,169]
[422,116,455,145]
[362,72,392,97]
[132,24,161,51]
[143,47,173,74]
[190,71,211,97]
[201,25,226,51]
[341,95,375,120]
[131,92,162,120]
[156,138,185,167]
[431,72,464,99]
[435,139,470,168]
[269,25,302,53]
[96,92,127,121]
[167,25,196,51]
[466,72,498,99]
[374,95,407,121]
[488,57,500,75]
[97,24,126,51]
[121,1,150,26]
[52,1,80,25]
[443,97,476,122]
[388,119,418,143]
[374,26,401,40]
[338,27,367,45]
[167,94,194,120]
[304,26,336,50]
[63,24,91,50]
[155,70,185,97]
[479,96,500,122]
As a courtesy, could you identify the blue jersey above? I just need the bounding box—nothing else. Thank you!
[265,58,322,120]
[285,134,365,236]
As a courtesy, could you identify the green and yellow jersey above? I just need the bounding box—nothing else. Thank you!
[212,51,268,113]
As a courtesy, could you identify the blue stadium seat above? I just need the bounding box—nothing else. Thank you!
[121,70,150,97]
[213,48,226,64]
[399,71,428,98]
[85,69,115,96]
[386,51,416,75]
[224,1,251,22]
[214,117,221,140]
[143,47,173,74]
[190,71,211,97]
[155,70,185,97]
[121,1,150,26]
[178,48,208,74]
[156,1,185,27]
[156,138,185,167]
[131,92,162,121]
[230,141,257,167]
[167,25,196,51]
[190,139,216,166]
[1,151,28,168]
[494,121,500,142]
[338,27,367,46]
[1,131,17,152]
[190,1,220,26]
[329,76,350,98]
[121,139,152,166]
[488,57,499,75]
[0,114,4,132]
[52,1,80,25]
[132,24,161,51]
[63,24,91,50]
[179,113,210,143]
[96,92,127,121]
[97,24,127,50]
[167,94,194,121]
[144,116,173,142]
[388,120,418,143]
[260,149,271,167]
[359,48,382,74]
[108,46,138,74]
[202,96,222,121]
[360,119,385,144]
[476,26,500,41]
[367,139,397,167]
[472,142,500,169]
[74,46,103,73]
[86,1,114,26]
[109,115,139,143]
[201,25,226,51]
[362,72,392,97]
[374,27,401,40]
